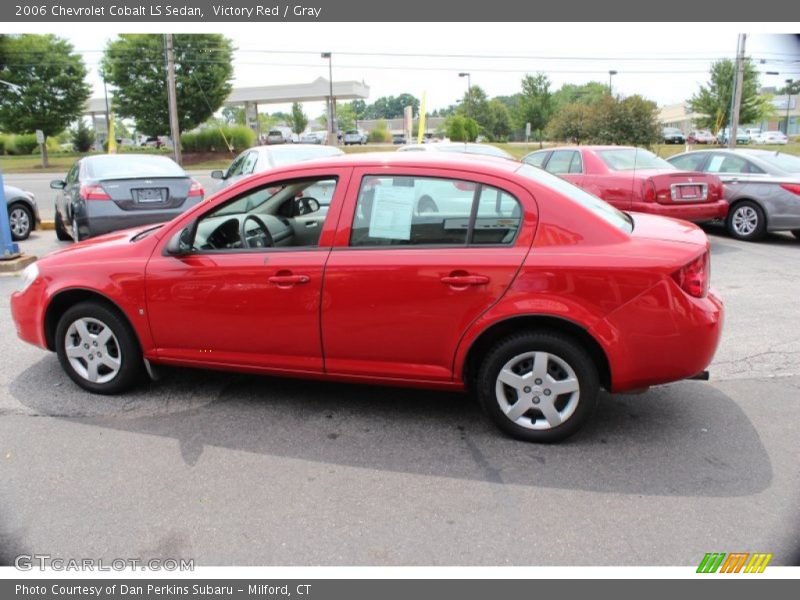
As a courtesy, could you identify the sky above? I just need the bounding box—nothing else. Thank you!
[21,23,800,118]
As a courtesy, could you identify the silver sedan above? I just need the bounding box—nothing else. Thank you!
[667,149,800,241]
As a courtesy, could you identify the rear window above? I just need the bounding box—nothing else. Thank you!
[83,155,185,180]
[516,164,632,233]
[597,148,674,171]
[268,146,343,167]
[752,152,800,174]
[668,153,708,171]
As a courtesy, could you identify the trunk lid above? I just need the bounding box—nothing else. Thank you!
[95,177,192,211]
[636,169,723,205]
[629,212,709,247]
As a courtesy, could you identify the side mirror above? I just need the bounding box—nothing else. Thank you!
[210,170,225,180]
[50,180,66,189]
[295,197,320,216]
[166,224,195,255]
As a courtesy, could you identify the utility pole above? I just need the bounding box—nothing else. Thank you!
[321,52,336,145]
[164,34,182,165]
[728,33,746,149]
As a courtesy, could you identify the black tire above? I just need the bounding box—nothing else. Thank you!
[55,301,143,394]
[791,230,800,241]
[726,200,766,241]
[475,331,599,443]
[54,207,71,241]
[71,215,82,241]
[8,202,33,241]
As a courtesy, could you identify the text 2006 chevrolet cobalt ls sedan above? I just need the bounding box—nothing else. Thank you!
[11,153,723,442]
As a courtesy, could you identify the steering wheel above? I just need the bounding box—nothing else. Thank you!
[240,214,274,249]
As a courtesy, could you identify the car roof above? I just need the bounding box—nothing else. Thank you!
[263,150,522,176]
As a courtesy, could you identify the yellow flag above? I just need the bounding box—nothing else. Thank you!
[417,92,427,144]
[107,113,117,154]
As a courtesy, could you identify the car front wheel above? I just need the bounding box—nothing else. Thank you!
[727,200,766,241]
[476,332,599,443]
[8,203,33,241]
[55,301,143,394]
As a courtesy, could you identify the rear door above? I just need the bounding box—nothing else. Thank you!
[321,167,536,383]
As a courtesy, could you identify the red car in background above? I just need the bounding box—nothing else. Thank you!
[522,146,728,222]
[11,153,723,443]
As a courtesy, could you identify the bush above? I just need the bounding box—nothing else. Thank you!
[368,121,392,143]
[70,120,95,153]
[6,133,39,155]
[0,135,5,155]
[181,126,255,153]
[444,115,478,142]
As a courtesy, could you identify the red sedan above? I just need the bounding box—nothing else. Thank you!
[522,146,729,222]
[11,153,723,443]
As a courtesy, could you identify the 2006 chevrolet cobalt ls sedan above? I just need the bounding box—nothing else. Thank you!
[11,153,723,442]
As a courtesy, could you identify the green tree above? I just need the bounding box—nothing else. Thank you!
[515,74,553,147]
[0,34,90,166]
[457,85,490,133]
[445,114,479,142]
[485,99,512,141]
[102,34,234,136]
[70,119,95,152]
[221,106,246,126]
[689,58,765,134]
[551,82,610,110]
[288,102,309,134]
[335,102,356,131]
[589,95,660,147]
[546,103,593,145]
[364,94,420,119]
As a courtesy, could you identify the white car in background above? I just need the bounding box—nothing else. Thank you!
[343,130,368,145]
[754,131,789,145]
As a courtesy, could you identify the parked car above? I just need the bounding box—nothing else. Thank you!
[392,134,407,145]
[687,130,716,144]
[753,131,789,145]
[3,185,39,241]
[397,142,514,160]
[50,154,204,242]
[343,130,368,145]
[11,152,723,443]
[211,144,344,190]
[662,127,686,144]
[667,149,800,241]
[744,128,762,141]
[522,146,728,222]
[300,131,327,144]
[264,127,299,144]
[716,128,750,145]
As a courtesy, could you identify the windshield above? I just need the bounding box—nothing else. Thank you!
[84,155,185,180]
[516,164,632,233]
[438,144,513,159]
[597,148,674,171]
[269,146,343,167]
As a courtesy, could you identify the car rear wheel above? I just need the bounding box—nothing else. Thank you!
[8,203,33,241]
[54,207,71,241]
[476,332,599,443]
[55,301,143,394]
[726,200,766,241]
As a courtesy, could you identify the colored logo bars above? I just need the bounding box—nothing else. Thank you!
[697,552,773,573]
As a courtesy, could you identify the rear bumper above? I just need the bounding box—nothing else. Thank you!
[75,198,202,238]
[629,200,729,222]
[591,281,724,393]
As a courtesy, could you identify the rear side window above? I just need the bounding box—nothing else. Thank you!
[546,150,582,175]
[669,153,707,171]
[350,176,521,247]
[706,154,764,174]
[523,152,549,168]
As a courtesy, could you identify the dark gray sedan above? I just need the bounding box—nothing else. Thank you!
[51,154,204,242]
[4,184,40,241]
[667,149,800,241]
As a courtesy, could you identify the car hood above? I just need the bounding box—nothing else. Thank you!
[40,225,162,266]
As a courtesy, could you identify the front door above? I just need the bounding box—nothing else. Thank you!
[145,169,349,374]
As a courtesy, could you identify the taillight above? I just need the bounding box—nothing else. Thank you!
[642,179,656,202]
[188,179,204,198]
[79,184,110,201]
[672,252,709,298]
[780,183,800,196]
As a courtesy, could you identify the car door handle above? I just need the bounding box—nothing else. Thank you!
[440,275,490,286]
[304,221,318,228]
[268,274,310,286]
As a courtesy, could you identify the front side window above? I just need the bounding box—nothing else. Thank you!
[596,148,674,171]
[191,177,337,252]
[350,175,521,247]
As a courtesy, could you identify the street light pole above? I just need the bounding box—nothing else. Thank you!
[609,70,618,96]
[458,72,471,119]
[785,79,794,136]
[322,52,335,145]
[164,34,182,165]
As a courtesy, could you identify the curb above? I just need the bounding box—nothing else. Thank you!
[40,220,55,231]
[0,253,37,273]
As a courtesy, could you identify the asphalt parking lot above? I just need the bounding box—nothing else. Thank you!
[1,220,799,566]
